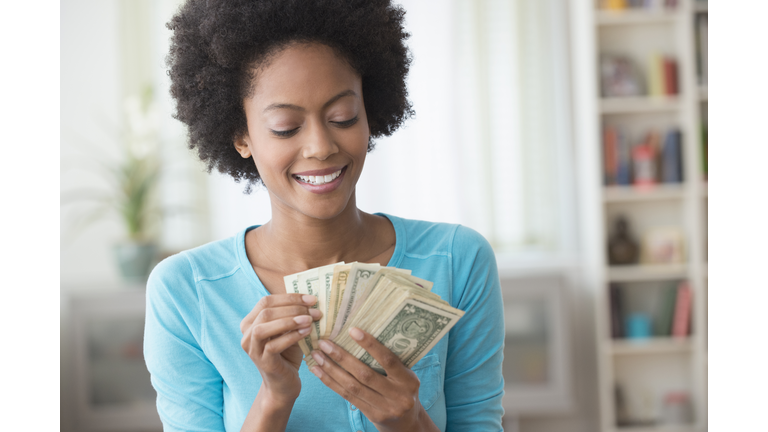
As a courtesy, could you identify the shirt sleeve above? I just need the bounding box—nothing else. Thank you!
[144,253,226,432]
[444,226,505,431]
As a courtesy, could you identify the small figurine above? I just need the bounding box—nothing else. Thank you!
[608,216,639,265]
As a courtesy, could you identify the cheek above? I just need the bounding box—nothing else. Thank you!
[251,141,294,184]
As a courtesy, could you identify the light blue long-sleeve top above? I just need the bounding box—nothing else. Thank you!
[144,213,505,431]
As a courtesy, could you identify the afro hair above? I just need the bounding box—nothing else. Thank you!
[165,0,414,189]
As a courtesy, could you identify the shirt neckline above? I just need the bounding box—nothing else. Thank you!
[235,212,405,296]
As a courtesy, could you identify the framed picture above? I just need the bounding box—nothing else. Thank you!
[641,227,685,264]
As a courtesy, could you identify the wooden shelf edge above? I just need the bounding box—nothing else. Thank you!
[615,425,698,432]
[603,185,686,202]
[595,10,681,26]
[600,96,681,114]
[607,264,687,282]
[609,337,693,355]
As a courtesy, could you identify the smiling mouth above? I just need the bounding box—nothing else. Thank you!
[292,167,346,185]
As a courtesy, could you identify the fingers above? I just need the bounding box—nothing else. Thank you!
[309,341,388,406]
[347,328,411,381]
[308,352,385,410]
[241,315,313,353]
[262,325,313,354]
[240,294,317,331]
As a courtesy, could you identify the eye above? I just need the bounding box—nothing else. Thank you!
[331,116,359,128]
[271,127,300,138]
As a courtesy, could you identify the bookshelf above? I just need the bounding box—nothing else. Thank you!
[571,1,708,431]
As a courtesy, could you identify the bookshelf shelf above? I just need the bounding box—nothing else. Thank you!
[574,1,708,430]
[600,96,681,114]
[609,337,693,356]
[607,264,687,282]
[595,10,680,26]
[616,425,697,432]
[603,185,686,203]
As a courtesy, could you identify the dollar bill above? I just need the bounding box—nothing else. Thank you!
[295,263,342,348]
[325,263,354,339]
[283,273,313,355]
[359,297,463,374]
[330,263,380,339]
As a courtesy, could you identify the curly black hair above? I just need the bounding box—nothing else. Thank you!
[166,0,414,189]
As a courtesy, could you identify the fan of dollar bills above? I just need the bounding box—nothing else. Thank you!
[283,262,464,374]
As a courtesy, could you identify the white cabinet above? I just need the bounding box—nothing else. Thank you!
[66,289,161,431]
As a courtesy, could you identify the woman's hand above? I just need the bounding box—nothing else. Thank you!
[240,294,320,404]
[308,328,440,432]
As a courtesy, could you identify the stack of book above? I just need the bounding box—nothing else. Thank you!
[601,0,679,10]
[648,54,679,97]
[603,127,683,186]
[609,281,692,339]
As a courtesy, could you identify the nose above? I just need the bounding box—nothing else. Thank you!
[301,118,339,161]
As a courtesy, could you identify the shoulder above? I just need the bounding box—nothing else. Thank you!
[147,230,246,301]
[384,213,493,257]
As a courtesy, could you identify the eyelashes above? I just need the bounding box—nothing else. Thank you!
[270,116,359,138]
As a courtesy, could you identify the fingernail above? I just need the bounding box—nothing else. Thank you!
[293,315,312,325]
[303,295,317,305]
[311,366,323,378]
[309,308,322,319]
[298,327,311,335]
[350,328,364,341]
[319,340,333,354]
[311,351,325,366]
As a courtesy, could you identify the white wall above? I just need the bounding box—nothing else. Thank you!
[60,0,123,289]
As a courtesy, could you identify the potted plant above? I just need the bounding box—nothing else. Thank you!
[63,85,162,285]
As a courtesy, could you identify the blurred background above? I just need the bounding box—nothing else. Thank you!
[60,0,709,431]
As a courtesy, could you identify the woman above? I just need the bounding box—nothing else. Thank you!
[144,1,505,431]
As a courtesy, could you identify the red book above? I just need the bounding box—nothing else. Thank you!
[663,57,678,95]
[672,281,692,338]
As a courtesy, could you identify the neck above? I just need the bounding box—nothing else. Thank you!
[257,191,373,272]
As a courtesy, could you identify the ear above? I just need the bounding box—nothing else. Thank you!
[234,135,252,158]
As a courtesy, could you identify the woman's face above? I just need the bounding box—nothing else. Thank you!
[235,43,370,220]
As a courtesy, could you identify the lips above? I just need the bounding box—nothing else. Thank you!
[293,167,344,185]
[292,166,347,193]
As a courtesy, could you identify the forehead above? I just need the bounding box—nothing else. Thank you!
[250,43,362,109]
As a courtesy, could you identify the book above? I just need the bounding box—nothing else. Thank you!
[648,53,664,97]
[603,0,628,10]
[610,284,624,338]
[604,127,619,185]
[655,284,679,336]
[663,57,678,95]
[661,128,683,183]
[616,128,633,185]
[672,281,692,338]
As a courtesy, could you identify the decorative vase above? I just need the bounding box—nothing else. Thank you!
[113,242,158,286]
[608,216,639,265]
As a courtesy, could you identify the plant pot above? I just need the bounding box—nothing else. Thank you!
[113,242,158,286]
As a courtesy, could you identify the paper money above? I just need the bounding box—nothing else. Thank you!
[330,263,381,339]
[283,264,464,374]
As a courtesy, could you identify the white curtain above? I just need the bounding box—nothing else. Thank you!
[189,0,576,257]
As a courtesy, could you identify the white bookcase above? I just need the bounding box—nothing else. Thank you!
[570,1,708,431]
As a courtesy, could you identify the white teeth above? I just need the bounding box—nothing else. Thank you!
[295,168,343,185]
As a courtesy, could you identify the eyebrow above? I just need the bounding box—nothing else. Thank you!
[263,89,357,113]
